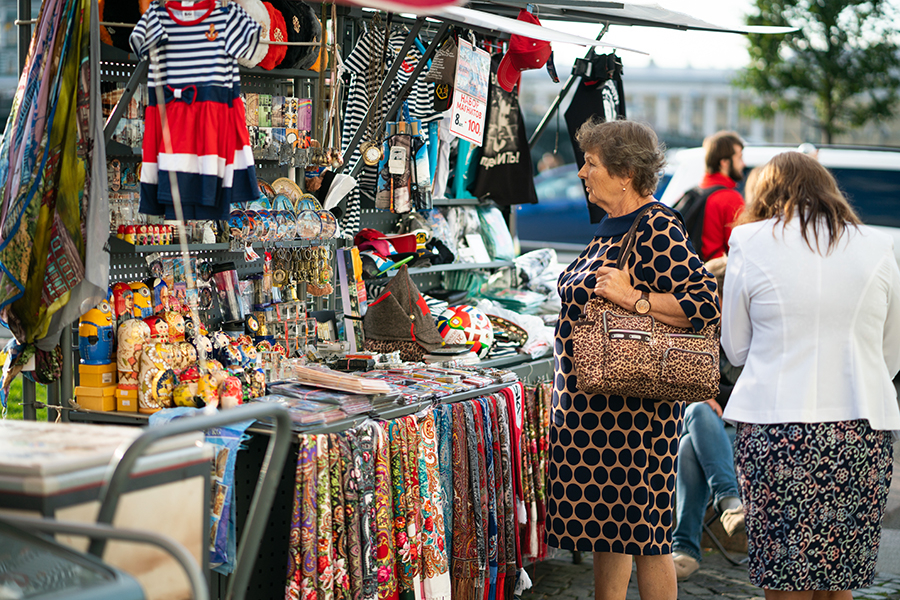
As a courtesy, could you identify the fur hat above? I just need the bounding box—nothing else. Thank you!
[363,265,443,351]
[292,0,322,70]
[234,0,269,68]
[258,2,288,70]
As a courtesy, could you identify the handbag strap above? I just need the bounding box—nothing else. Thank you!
[615,202,685,271]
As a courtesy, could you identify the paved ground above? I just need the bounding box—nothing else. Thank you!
[521,550,900,600]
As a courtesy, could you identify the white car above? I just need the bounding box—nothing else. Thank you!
[659,145,900,266]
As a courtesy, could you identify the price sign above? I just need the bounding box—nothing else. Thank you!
[449,39,490,146]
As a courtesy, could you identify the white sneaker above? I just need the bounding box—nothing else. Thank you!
[672,552,699,580]
[719,506,746,537]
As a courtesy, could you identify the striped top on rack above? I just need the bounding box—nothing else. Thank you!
[130,0,261,98]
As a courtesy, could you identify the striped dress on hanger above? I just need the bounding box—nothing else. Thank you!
[130,0,261,220]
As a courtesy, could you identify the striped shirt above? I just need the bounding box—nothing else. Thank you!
[130,0,260,94]
[339,26,440,234]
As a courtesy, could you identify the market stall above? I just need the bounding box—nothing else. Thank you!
[0,1,786,598]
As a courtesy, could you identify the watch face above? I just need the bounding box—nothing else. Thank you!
[361,142,383,166]
[635,298,651,314]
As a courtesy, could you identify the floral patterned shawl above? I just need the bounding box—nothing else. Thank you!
[389,420,415,600]
[451,402,478,600]
[417,410,450,600]
[340,431,363,600]
[356,424,378,600]
[316,435,334,600]
[286,435,318,600]
[372,421,397,600]
[330,434,351,600]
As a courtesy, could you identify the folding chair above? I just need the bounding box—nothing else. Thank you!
[702,498,748,566]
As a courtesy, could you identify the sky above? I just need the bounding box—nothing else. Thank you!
[544,0,757,71]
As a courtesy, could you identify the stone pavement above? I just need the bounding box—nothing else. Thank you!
[521,550,900,600]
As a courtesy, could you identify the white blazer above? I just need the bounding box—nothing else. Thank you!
[722,217,900,434]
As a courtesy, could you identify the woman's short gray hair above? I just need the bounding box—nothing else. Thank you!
[575,119,667,197]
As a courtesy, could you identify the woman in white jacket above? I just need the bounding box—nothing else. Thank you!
[722,151,900,600]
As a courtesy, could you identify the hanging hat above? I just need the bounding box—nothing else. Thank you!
[269,0,304,69]
[292,0,322,70]
[234,0,269,68]
[258,2,288,70]
[496,9,552,93]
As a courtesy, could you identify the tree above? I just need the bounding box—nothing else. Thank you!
[737,0,900,144]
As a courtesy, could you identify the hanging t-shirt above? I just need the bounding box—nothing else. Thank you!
[131,0,261,220]
[340,26,439,234]
[563,54,626,223]
[468,54,537,206]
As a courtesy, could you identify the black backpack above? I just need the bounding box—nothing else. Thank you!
[672,185,727,261]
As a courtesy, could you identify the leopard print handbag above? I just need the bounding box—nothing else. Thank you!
[572,204,720,402]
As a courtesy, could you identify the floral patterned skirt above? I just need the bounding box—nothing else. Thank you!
[734,420,894,592]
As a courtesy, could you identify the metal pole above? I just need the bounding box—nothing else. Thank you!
[17,0,31,74]
[22,378,36,420]
[528,24,609,149]
[339,17,425,172]
[60,324,73,421]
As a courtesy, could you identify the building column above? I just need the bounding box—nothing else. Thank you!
[703,95,717,137]
[679,94,693,135]
[656,93,669,132]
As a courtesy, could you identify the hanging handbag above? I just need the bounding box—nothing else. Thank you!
[572,204,720,402]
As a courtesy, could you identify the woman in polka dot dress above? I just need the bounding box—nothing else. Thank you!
[547,119,720,600]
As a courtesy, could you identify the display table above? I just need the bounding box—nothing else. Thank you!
[0,421,213,600]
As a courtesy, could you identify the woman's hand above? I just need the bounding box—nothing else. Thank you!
[594,266,639,310]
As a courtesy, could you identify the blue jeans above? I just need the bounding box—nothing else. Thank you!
[672,402,739,561]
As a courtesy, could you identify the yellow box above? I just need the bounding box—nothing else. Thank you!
[75,385,117,412]
[78,363,116,387]
[116,388,138,412]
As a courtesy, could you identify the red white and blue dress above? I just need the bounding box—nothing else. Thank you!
[130,0,261,220]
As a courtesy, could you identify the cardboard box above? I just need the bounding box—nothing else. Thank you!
[116,388,138,412]
[75,385,117,412]
[79,363,116,387]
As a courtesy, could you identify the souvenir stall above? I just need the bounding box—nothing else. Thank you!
[0,0,778,598]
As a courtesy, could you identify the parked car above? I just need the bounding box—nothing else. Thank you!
[659,145,900,265]
[516,164,673,248]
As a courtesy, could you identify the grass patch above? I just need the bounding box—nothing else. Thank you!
[4,375,49,420]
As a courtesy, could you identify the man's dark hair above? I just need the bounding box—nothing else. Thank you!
[704,131,744,174]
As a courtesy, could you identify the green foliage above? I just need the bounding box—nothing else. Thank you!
[737,0,900,143]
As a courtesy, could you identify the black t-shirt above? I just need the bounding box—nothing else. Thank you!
[469,54,537,206]
[564,56,627,223]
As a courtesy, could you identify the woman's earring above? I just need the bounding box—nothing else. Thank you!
[622,187,626,191]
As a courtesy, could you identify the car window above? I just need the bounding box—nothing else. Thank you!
[830,168,900,228]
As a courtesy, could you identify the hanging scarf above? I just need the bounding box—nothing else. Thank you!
[388,420,414,600]
[286,434,318,600]
[451,403,478,600]
[401,416,423,600]
[330,434,351,600]
[0,0,108,352]
[477,399,498,600]
[521,386,539,559]
[356,424,378,600]
[463,402,487,598]
[417,410,450,600]
[488,397,507,600]
[340,430,363,600]
[435,406,454,560]
[372,421,397,600]
[494,397,518,600]
[316,434,334,600]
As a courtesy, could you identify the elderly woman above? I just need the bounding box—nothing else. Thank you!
[546,119,720,600]
[722,152,900,600]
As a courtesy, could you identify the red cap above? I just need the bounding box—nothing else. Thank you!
[497,10,552,93]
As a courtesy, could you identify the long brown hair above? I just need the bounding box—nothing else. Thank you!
[740,152,861,254]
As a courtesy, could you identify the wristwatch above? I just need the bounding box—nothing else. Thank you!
[634,291,651,315]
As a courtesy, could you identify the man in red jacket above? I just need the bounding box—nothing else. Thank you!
[699,131,746,260]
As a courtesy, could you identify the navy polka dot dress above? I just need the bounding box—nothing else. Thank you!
[546,203,720,555]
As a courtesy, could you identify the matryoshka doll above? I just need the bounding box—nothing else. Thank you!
[239,343,258,368]
[192,334,213,361]
[198,372,220,408]
[147,278,169,314]
[172,342,197,374]
[174,383,201,408]
[117,318,151,391]
[164,311,185,343]
[138,342,176,413]
[248,367,266,399]
[210,330,231,364]
[218,376,243,409]
[112,283,135,326]
[130,282,153,318]
[221,343,243,369]
[143,315,169,344]
[78,300,115,365]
